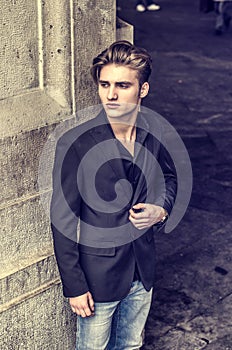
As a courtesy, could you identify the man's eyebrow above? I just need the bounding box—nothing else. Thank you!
[98,80,133,85]
[116,81,132,85]
[98,80,108,83]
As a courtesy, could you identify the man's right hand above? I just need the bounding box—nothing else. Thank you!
[69,291,95,317]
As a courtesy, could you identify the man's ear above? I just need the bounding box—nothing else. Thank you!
[140,82,149,98]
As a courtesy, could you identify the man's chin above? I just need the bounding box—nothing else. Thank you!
[104,105,138,120]
[106,111,124,119]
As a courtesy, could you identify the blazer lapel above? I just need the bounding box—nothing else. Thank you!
[88,110,152,206]
[132,114,150,205]
[89,110,132,202]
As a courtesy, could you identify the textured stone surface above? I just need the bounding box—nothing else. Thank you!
[0,283,76,350]
[42,0,73,107]
[0,255,58,306]
[0,0,119,349]
[0,0,39,99]
[0,91,70,139]
[116,17,134,42]
[0,197,52,277]
[73,0,116,109]
[0,124,55,203]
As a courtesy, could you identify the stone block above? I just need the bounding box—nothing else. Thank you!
[42,0,72,107]
[0,112,62,204]
[73,0,116,109]
[0,197,52,278]
[0,0,39,99]
[0,90,71,140]
[116,17,134,43]
[0,282,76,350]
[0,254,59,307]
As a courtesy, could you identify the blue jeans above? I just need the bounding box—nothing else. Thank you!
[76,281,153,350]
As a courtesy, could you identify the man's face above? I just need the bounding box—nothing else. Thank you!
[98,63,149,120]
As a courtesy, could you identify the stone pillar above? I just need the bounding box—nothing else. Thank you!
[116,17,134,43]
[0,0,118,348]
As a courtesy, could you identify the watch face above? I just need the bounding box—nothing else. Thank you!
[161,214,168,224]
[155,214,168,228]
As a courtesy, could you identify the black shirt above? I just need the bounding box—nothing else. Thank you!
[116,139,141,282]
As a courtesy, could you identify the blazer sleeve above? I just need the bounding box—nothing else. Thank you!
[50,136,89,297]
[155,141,177,216]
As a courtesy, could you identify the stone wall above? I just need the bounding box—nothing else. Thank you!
[0,0,133,348]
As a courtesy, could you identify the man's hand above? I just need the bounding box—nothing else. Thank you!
[129,203,167,230]
[69,291,94,317]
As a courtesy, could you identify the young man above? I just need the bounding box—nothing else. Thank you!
[51,41,177,349]
[214,0,232,35]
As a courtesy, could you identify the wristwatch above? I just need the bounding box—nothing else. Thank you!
[159,209,169,224]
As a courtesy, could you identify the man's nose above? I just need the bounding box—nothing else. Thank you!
[107,86,117,100]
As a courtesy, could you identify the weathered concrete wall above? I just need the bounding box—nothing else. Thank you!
[0,0,39,99]
[0,0,133,347]
[1,283,76,350]
[116,17,134,43]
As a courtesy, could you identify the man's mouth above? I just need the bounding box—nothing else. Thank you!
[105,103,120,109]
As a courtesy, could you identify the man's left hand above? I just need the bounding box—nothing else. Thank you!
[129,203,167,230]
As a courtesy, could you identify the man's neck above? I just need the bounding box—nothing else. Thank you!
[111,122,136,142]
[108,114,138,157]
[107,111,138,142]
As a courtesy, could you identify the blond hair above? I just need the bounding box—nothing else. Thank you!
[91,40,152,87]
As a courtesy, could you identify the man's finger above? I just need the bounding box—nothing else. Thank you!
[80,309,87,318]
[83,306,92,317]
[132,203,146,210]
[87,292,95,312]
[129,210,146,219]
[129,215,147,223]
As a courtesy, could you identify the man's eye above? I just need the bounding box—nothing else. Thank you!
[119,84,129,89]
[100,83,109,88]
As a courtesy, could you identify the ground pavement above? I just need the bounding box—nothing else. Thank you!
[118,0,232,349]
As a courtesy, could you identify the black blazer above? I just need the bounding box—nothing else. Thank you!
[51,110,177,302]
